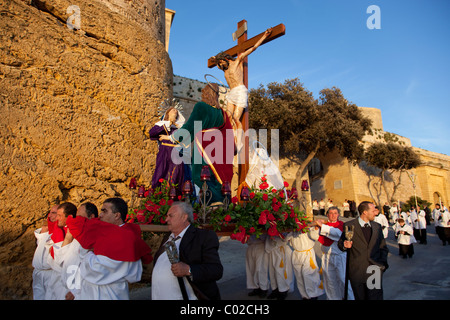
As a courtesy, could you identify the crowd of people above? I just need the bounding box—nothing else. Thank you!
[32,198,450,301]
[246,201,390,300]
[245,200,450,300]
[32,200,223,301]
[312,198,358,218]
[32,198,154,300]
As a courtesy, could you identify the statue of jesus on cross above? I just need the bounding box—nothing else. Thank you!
[208,21,285,187]
[210,28,272,142]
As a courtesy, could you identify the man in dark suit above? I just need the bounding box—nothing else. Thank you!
[152,202,223,300]
[338,201,389,300]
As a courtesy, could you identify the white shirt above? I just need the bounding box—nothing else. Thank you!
[358,217,371,228]
[151,225,197,300]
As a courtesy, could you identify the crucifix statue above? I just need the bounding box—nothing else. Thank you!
[207,20,286,188]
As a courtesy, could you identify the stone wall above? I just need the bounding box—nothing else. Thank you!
[0,0,172,299]
[173,74,229,118]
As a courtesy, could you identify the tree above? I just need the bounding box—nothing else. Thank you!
[364,139,421,206]
[402,196,431,212]
[249,78,372,189]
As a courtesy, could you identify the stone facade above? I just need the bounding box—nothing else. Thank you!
[173,74,229,117]
[309,107,450,212]
[0,0,172,299]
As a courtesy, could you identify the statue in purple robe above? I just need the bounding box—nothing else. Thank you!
[149,105,188,195]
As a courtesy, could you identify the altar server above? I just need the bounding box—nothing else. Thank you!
[316,207,354,300]
[32,204,58,300]
[246,234,270,298]
[287,227,324,299]
[265,235,294,300]
[395,218,416,259]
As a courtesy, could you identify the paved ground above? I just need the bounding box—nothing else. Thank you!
[130,216,450,300]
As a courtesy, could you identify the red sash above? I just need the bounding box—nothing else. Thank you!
[318,220,344,247]
[66,216,152,263]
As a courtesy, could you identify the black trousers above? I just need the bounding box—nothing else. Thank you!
[399,244,414,257]
[414,228,427,244]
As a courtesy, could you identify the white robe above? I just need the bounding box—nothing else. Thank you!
[78,248,143,300]
[396,224,416,245]
[374,214,389,238]
[52,239,83,299]
[245,234,270,291]
[287,228,324,299]
[46,240,67,300]
[410,210,426,229]
[432,209,450,228]
[319,224,354,300]
[32,228,53,300]
[265,236,294,293]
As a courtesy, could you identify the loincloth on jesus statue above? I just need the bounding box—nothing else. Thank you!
[226,85,248,109]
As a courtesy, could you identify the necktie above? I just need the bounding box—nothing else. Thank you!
[165,236,181,264]
[362,223,372,243]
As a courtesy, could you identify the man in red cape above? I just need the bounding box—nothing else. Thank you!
[66,215,152,264]
[66,198,152,299]
[314,206,354,300]
[32,204,59,300]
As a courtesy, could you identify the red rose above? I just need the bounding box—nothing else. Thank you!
[167,199,174,206]
[290,209,296,218]
[231,196,238,204]
[261,176,267,182]
[267,213,275,221]
[224,214,232,222]
[258,212,267,225]
[268,224,279,237]
[249,227,256,233]
[136,210,146,223]
[260,182,269,190]
[249,192,255,199]
[295,218,306,230]
[159,178,164,183]
[283,181,289,188]
[262,194,269,201]
[159,199,166,205]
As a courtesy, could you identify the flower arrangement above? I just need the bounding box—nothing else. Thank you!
[207,176,310,243]
[126,178,198,226]
[127,176,310,244]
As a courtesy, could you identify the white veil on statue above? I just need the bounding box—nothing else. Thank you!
[245,140,287,199]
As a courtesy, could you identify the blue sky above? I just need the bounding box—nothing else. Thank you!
[166,0,450,156]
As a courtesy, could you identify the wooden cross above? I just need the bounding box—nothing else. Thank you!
[207,20,286,188]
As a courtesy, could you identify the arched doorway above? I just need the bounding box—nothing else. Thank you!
[433,192,442,206]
